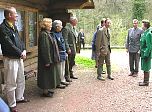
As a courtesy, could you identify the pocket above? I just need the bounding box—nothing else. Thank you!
[100,47,107,56]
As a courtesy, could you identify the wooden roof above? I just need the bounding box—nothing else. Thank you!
[20,0,95,10]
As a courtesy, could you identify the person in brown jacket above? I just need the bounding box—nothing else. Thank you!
[95,18,114,81]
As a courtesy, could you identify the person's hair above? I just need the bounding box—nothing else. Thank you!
[52,20,62,31]
[101,18,106,25]
[142,19,150,29]
[39,18,52,30]
[105,18,110,23]
[133,19,138,23]
[69,16,77,23]
[4,7,15,19]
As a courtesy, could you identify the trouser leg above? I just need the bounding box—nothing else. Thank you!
[129,53,134,73]
[16,59,25,101]
[68,54,75,77]
[4,58,18,107]
[60,61,66,82]
[135,53,140,73]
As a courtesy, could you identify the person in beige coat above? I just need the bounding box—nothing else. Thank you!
[95,18,114,81]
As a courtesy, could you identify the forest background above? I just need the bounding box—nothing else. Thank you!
[69,0,152,47]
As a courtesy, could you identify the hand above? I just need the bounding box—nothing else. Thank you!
[126,49,128,53]
[67,49,71,54]
[45,63,50,67]
[21,50,26,59]
[144,57,149,62]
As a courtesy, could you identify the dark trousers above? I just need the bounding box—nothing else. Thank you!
[68,53,76,76]
[65,56,70,79]
[129,52,140,73]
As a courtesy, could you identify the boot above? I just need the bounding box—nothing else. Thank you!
[107,65,114,80]
[97,64,105,81]
[139,72,149,86]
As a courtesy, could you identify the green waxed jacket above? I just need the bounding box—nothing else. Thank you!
[140,28,152,71]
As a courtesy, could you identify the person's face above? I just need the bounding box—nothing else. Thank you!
[46,22,52,31]
[9,8,18,22]
[133,21,138,28]
[56,23,63,32]
[105,20,111,28]
[142,23,146,30]
[72,19,78,26]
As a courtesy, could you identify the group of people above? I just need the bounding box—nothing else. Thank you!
[0,7,79,112]
[91,18,152,86]
[126,19,152,86]
[37,16,79,98]
[0,6,151,112]
[91,18,114,81]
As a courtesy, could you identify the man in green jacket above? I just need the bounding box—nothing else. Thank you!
[62,16,78,80]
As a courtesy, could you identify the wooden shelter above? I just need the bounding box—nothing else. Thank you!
[0,0,94,79]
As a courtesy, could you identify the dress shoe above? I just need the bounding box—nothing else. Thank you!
[56,84,66,89]
[48,90,54,94]
[16,99,30,103]
[66,78,72,82]
[97,76,105,81]
[139,82,149,86]
[61,82,70,86]
[132,73,138,77]
[42,92,53,97]
[107,75,114,80]
[70,76,78,79]
[128,72,134,76]
[10,106,18,112]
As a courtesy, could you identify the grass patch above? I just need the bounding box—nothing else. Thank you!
[75,55,95,68]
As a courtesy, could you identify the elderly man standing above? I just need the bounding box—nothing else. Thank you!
[0,7,29,112]
[62,16,78,80]
[95,18,114,81]
[126,19,143,77]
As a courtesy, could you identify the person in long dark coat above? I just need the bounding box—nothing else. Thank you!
[37,18,60,97]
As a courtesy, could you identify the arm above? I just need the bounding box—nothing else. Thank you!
[39,32,52,66]
[144,32,152,58]
[125,30,130,53]
[62,28,71,54]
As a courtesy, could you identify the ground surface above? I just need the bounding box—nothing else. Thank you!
[16,49,152,112]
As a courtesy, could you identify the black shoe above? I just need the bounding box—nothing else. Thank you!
[61,82,70,86]
[139,82,149,86]
[56,84,66,89]
[66,78,72,82]
[48,90,54,94]
[42,92,53,97]
[70,76,78,79]
[107,76,114,80]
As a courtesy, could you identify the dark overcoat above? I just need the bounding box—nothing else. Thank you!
[37,30,60,89]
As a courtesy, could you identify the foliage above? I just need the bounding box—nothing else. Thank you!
[75,55,95,68]
[132,0,145,21]
[69,0,150,46]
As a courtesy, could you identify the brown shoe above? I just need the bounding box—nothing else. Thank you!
[132,73,138,77]
[10,106,18,112]
[128,72,134,76]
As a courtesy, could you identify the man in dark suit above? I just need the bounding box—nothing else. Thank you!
[78,29,85,49]
[62,16,78,79]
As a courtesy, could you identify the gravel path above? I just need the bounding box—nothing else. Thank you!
[17,49,152,112]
